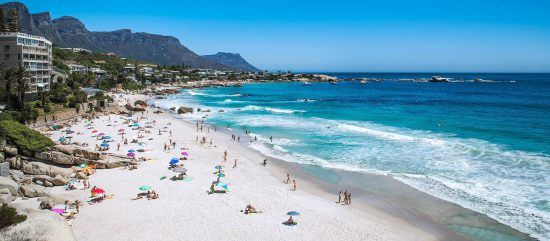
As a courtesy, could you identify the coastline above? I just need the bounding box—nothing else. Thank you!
[153,88,538,241]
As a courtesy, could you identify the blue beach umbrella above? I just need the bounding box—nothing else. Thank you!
[103,136,112,140]
[169,159,179,165]
[214,165,223,170]
[216,182,229,190]
[58,137,67,142]
[217,173,225,177]
[287,211,300,216]
[128,149,136,153]
[100,143,109,147]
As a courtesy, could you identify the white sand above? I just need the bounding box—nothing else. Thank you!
[49,93,438,241]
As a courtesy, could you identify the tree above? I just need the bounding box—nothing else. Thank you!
[13,65,29,110]
[37,90,50,110]
[1,68,15,108]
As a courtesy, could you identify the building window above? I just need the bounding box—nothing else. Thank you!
[4,45,9,51]
[4,54,9,59]
[17,54,21,60]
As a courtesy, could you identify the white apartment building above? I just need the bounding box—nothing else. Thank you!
[0,32,53,92]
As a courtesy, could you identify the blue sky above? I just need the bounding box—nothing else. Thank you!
[9,0,550,72]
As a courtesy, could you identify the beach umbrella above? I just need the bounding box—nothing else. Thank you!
[139,185,152,191]
[127,152,136,157]
[138,142,147,147]
[287,211,300,216]
[128,149,136,153]
[169,159,179,165]
[214,165,223,170]
[118,129,125,132]
[174,168,187,173]
[58,137,67,142]
[215,182,229,190]
[103,136,112,140]
[92,188,105,195]
[217,173,225,177]
[181,151,189,156]
[98,133,106,136]
[100,143,109,147]
[92,130,98,133]
[79,164,88,168]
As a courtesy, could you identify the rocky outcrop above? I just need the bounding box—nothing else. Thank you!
[178,107,193,114]
[0,176,19,203]
[202,52,261,72]
[8,157,73,178]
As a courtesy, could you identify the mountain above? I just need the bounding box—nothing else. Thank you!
[0,2,257,71]
[202,52,260,72]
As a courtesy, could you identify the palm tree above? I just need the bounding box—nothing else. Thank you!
[1,68,15,108]
[13,65,29,110]
[37,89,49,110]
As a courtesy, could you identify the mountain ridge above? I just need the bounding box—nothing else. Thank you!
[202,52,261,72]
[0,2,258,71]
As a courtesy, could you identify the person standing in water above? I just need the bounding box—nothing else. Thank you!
[270,136,273,142]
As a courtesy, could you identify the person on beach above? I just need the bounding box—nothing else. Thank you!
[338,190,342,203]
[117,143,120,151]
[343,190,348,205]
[286,174,291,184]
[263,159,268,166]
[75,200,81,213]
[237,136,240,142]
[293,180,297,191]
[124,139,128,146]
[270,136,273,142]
[348,193,351,205]
[255,136,257,142]
[233,159,238,168]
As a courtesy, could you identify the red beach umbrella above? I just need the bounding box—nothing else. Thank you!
[92,130,98,133]
[91,188,105,195]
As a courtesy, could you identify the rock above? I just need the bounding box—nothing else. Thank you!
[3,145,18,156]
[0,192,14,203]
[219,110,225,113]
[9,157,73,177]
[20,185,48,198]
[0,152,4,162]
[133,105,146,112]
[0,176,19,196]
[52,145,76,155]
[169,107,176,111]
[43,180,54,187]
[50,151,74,165]
[35,180,43,186]
[202,109,211,112]
[177,106,193,114]
[49,175,68,186]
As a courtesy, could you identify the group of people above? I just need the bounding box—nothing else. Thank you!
[338,190,352,205]
[286,174,297,191]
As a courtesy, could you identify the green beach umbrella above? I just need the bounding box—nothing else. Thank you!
[139,185,152,191]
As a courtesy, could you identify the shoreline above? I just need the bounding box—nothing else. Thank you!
[153,90,537,241]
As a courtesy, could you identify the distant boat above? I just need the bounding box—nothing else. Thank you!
[360,80,367,84]
[474,78,483,82]
[302,81,312,86]
[430,76,450,82]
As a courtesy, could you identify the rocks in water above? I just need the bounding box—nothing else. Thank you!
[219,110,225,113]
[177,106,193,114]
[169,107,176,111]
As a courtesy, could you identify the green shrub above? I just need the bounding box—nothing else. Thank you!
[0,203,27,229]
[0,112,14,121]
[0,120,55,154]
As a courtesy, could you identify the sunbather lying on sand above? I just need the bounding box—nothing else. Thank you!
[243,204,261,214]
[283,216,297,226]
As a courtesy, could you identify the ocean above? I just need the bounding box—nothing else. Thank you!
[151,73,550,241]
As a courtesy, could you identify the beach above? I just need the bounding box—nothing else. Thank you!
[42,92,469,241]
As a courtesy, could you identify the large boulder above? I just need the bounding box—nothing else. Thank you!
[3,145,18,156]
[49,175,68,186]
[35,151,75,165]
[0,176,19,196]
[52,145,76,155]
[9,157,73,177]
[177,106,193,114]
[20,185,48,198]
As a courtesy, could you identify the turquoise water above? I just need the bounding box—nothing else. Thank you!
[152,73,550,240]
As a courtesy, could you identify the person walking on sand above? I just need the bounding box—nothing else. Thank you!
[263,159,267,166]
[124,138,128,146]
[286,174,291,184]
[117,143,120,151]
[343,190,348,204]
[348,193,351,205]
[233,159,238,168]
[337,190,342,203]
[270,136,273,142]
[293,180,297,191]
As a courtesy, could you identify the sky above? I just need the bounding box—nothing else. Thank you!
[7,0,550,72]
